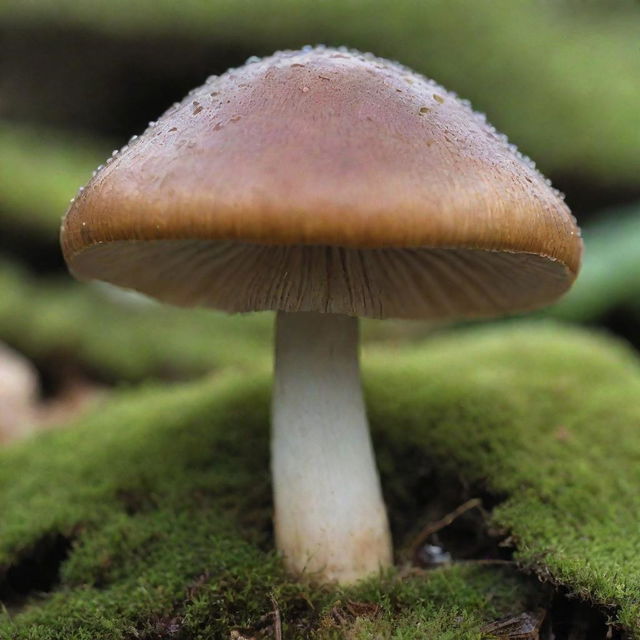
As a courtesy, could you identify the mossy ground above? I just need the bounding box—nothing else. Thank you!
[1,322,639,638]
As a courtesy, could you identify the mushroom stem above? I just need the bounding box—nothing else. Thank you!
[272,311,392,584]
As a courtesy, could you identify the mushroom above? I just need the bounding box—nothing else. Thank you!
[60,47,582,584]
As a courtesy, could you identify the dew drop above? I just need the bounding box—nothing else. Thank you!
[419,106,431,115]
[433,94,445,104]
[168,127,178,132]
[301,86,310,93]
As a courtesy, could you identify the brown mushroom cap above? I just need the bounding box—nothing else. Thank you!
[61,47,582,320]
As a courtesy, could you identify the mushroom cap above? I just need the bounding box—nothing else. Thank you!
[61,47,582,320]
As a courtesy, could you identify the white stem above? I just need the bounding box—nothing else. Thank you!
[271,311,392,584]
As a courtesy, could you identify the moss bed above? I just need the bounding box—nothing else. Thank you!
[1,322,639,638]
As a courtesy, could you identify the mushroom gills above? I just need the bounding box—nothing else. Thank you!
[69,239,571,320]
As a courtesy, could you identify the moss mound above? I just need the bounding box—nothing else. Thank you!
[1,323,639,638]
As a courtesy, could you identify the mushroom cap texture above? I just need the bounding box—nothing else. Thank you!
[61,47,582,320]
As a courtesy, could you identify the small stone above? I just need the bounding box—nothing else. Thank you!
[0,342,39,443]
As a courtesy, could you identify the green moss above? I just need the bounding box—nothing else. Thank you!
[2,0,640,186]
[1,322,639,637]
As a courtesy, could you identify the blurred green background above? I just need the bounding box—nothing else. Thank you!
[1,0,639,384]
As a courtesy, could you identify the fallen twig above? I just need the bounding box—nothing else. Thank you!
[410,497,482,563]
[271,596,282,640]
